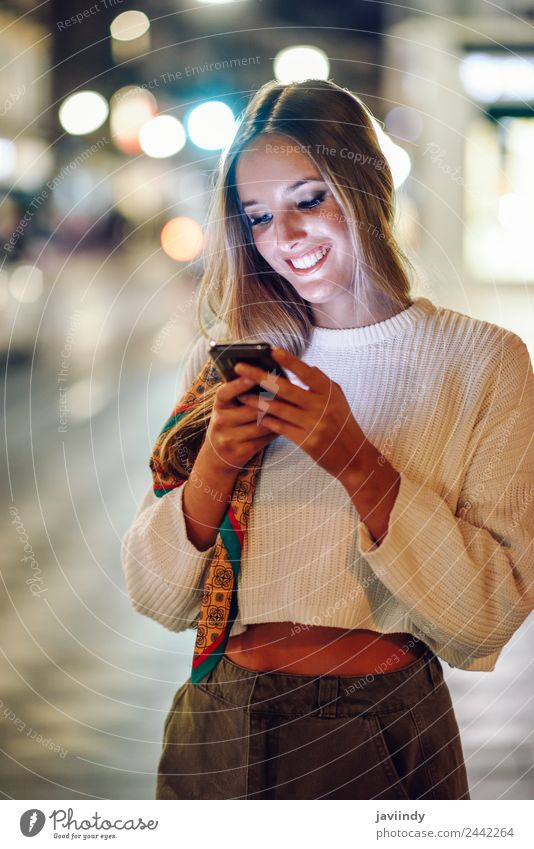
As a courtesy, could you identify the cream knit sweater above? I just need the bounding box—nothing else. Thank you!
[121,297,534,672]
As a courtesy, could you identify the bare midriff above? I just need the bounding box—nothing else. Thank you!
[224,622,427,676]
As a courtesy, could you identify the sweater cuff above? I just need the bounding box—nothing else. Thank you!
[174,480,219,561]
[357,470,417,559]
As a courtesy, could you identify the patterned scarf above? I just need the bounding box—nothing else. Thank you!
[149,358,266,684]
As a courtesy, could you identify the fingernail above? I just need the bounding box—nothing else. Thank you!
[241,378,254,386]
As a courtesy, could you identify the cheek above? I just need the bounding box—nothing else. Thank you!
[251,230,273,261]
[324,208,352,248]
[312,200,347,238]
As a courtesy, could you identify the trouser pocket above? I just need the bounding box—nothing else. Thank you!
[156,683,249,799]
[368,710,434,800]
[410,685,471,800]
[161,680,190,741]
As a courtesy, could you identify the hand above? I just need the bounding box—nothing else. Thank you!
[202,373,279,474]
[234,347,369,482]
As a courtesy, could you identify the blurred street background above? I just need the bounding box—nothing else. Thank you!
[1,0,533,799]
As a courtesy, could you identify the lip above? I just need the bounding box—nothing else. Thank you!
[284,244,331,275]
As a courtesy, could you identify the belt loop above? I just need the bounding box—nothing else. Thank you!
[425,650,442,692]
[246,670,260,711]
[317,676,339,718]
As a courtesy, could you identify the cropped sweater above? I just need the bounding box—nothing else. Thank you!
[121,297,534,672]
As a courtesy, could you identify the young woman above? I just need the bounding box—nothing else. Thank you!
[121,79,534,800]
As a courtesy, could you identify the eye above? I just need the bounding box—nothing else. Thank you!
[298,191,326,210]
[247,212,272,227]
[246,191,327,228]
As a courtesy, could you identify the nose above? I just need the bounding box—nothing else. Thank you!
[274,209,307,252]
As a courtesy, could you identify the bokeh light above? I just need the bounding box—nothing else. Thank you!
[160,216,204,261]
[110,10,150,42]
[371,117,412,189]
[273,45,330,83]
[110,86,157,155]
[12,138,55,191]
[460,52,534,102]
[384,105,423,142]
[9,265,44,303]
[139,115,186,158]
[0,139,17,181]
[112,161,167,222]
[186,101,237,151]
[59,91,109,135]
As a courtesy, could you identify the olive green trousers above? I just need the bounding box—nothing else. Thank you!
[156,646,470,800]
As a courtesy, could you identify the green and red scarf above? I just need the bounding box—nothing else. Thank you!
[149,358,266,684]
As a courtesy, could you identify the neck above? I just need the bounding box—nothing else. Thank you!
[312,290,410,330]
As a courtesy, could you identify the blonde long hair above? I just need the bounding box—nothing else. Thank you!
[155,78,416,477]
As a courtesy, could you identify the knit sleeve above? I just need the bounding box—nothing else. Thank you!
[357,332,534,661]
[120,331,219,632]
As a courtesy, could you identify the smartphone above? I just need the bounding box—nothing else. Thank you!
[208,341,289,396]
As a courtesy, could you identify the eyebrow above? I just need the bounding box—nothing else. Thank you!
[241,178,325,209]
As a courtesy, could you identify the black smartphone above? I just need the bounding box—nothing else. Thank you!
[208,341,289,396]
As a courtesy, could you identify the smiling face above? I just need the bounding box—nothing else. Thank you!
[235,133,357,326]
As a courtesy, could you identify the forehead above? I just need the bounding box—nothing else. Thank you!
[235,134,321,193]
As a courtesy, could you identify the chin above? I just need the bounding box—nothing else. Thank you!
[296,287,335,304]
[292,275,337,291]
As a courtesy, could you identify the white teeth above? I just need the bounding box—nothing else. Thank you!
[290,246,329,270]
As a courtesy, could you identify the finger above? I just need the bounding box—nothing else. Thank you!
[216,376,256,407]
[251,430,278,443]
[232,422,278,440]
[271,347,326,392]
[233,362,309,406]
[238,393,307,429]
[219,403,272,426]
[250,431,279,450]
[256,414,303,443]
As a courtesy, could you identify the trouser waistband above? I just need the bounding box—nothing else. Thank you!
[196,647,444,719]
